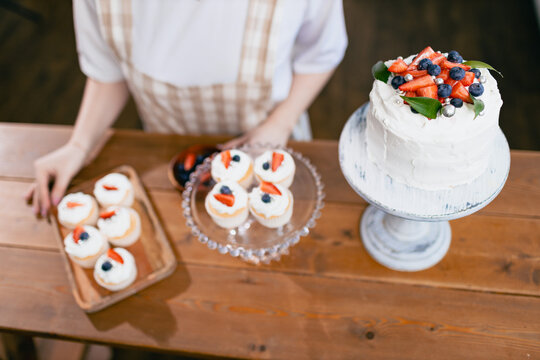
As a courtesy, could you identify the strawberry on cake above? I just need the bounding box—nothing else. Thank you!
[249,181,294,228]
[93,173,134,207]
[368,46,503,190]
[64,225,109,268]
[97,206,141,247]
[205,181,249,228]
[57,192,99,229]
[254,150,296,188]
[94,248,137,291]
[211,150,254,188]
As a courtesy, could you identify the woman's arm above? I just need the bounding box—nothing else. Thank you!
[26,78,130,216]
[222,69,335,148]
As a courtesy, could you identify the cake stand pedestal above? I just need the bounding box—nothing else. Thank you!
[339,103,510,272]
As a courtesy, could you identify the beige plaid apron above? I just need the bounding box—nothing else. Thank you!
[95,0,312,137]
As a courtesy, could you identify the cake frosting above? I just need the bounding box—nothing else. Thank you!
[94,248,137,291]
[254,150,296,187]
[93,173,134,207]
[57,192,98,228]
[366,51,503,190]
[249,182,293,228]
[97,206,141,246]
[211,150,253,188]
[205,181,248,215]
[205,181,249,228]
[64,225,109,268]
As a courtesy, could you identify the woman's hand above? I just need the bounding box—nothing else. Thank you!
[25,142,88,217]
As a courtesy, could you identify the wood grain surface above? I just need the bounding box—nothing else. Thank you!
[0,124,539,359]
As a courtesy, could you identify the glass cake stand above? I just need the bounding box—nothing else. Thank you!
[339,103,511,271]
[182,144,325,265]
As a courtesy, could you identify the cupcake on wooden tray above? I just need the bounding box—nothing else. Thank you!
[93,173,134,208]
[254,150,295,188]
[63,225,109,268]
[211,149,254,188]
[94,248,137,291]
[57,192,99,229]
[205,181,249,228]
[249,181,294,228]
[97,206,141,247]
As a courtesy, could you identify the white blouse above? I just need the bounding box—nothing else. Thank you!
[73,0,348,103]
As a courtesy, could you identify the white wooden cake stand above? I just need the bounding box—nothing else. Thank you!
[339,103,510,271]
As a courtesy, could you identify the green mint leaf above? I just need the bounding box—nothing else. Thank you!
[372,61,391,83]
[463,60,503,78]
[470,95,485,119]
[401,96,442,119]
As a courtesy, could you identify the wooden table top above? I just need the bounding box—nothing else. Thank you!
[0,123,539,359]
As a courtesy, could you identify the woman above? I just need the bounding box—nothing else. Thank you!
[27,0,347,216]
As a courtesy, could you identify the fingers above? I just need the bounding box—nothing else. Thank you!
[32,183,40,216]
[24,183,36,203]
[36,170,51,217]
[50,173,70,207]
[219,135,247,150]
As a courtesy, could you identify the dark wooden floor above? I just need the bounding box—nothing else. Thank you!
[1,1,539,150]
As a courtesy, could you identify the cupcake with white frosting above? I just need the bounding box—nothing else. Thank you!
[205,181,249,228]
[94,248,137,291]
[93,173,134,208]
[64,225,109,268]
[211,149,254,188]
[57,192,99,229]
[97,206,141,247]
[254,150,295,188]
[249,181,294,228]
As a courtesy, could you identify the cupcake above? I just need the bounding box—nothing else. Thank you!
[254,150,295,188]
[205,181,249,228]
[97,206,141,247]
[249,181,294,228]
[94,248,137,291]
[93,173,134,208]
[64,225,109,268]
[211,149,254,188]
[57,192,99,229]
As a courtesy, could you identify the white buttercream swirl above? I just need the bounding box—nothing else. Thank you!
[64,225,106,258]
[94,248,136,285]
[94,173,133,206]
[97,206,132,238]
[249,183,292,218]
[253,150,295,183]
[206,181,248,215]
[366,52,503,190]
[58,192,95,225]
[211,150,252,182]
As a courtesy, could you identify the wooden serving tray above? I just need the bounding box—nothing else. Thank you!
[51,165,176,313]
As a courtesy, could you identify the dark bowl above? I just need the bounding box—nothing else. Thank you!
[168,144,218,191]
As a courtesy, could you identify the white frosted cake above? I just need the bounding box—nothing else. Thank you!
[367,47,503,190]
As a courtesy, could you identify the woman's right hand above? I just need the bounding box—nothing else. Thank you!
[25,142,88,217]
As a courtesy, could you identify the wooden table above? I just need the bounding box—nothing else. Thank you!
[0,123,539,359]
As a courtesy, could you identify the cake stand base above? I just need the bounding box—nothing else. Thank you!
[361,205,451,272]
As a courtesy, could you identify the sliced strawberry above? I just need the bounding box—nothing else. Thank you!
[221,150,231,169]
[107,248,124,264]
[408,46,435,69]
[403,91,416,105]
[213,193,235,207]
[438,69,450,81]
[73,226,85,243]
[271,152,284,172]
[198,171,211,184]
[416,85,438,99]
[103,184,118,191]
[100,210,116,219]
[260,181,282,196]
[183,152,196,171]
[429,52,446,65]
[67,201,83,208]
[451,82,472,103]
[388,59,408,73]
[461,71,475,86]
[398,75,435,92]
[441,60,471,71]
[400,70,428,78]
[445,79,459,88]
